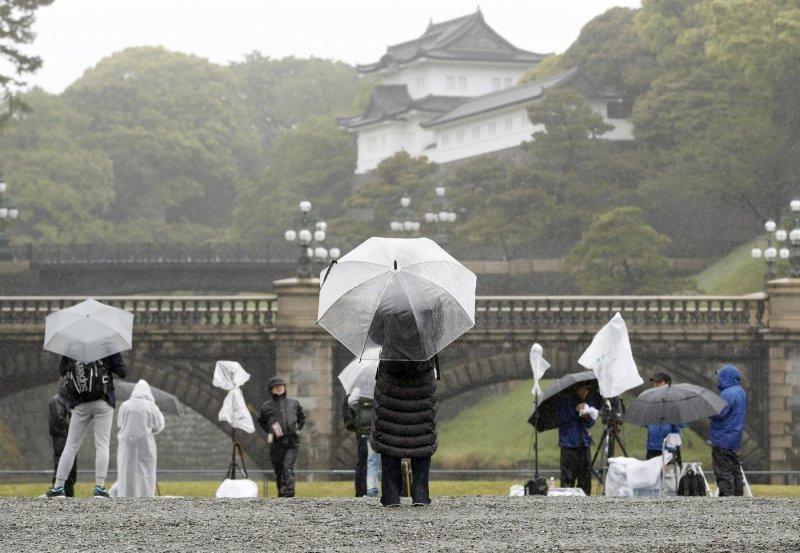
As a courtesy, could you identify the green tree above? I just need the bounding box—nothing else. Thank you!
[565,206,685,294]
[62,47,262,231]
[0,90,116,243]
[233,116,356,246]
[230,54,366,156]
[0,0,54,125]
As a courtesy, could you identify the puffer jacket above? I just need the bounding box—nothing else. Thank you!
[708,365,748,450]
[371,359,437,459]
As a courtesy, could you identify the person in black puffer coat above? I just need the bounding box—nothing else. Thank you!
[371,358,438,507]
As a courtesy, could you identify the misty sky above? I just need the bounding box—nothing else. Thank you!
[25,0,642,93]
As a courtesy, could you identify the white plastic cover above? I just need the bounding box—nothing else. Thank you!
[318,237,476,361]
[578,312,643,398]
[114,380,165,497]
[213,361,255,433]
[216,478,258,498]
[529,342,550,396]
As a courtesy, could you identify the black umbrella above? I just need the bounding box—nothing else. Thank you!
[622,383,726,426]
[115,381,185,416]
[528,370,601,432]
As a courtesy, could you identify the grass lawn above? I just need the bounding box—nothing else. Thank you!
[2,480,799,498]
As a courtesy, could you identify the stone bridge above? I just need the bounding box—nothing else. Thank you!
[1,278,798,483]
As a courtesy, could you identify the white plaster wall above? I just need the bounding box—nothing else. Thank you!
[355,118,437,174]
[588,98,635,141]
[427,107,543,164]
[379,61,531,99]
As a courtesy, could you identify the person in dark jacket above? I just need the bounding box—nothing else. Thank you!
[48,380,77,497]
[46,353,127,498]
[258,376,306,497]
[708,364,748,496]
[343,395,369,497]
[555,383,598,496]
[371,358,438,507]
[645,372,683,462]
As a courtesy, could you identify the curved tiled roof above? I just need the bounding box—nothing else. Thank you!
[337,85,463,129]
[357,11,547,74]
[421,67,580,128]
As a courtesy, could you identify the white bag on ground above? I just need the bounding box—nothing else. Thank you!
[216,478,258,498]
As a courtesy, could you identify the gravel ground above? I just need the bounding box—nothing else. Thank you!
[2,496,799,552]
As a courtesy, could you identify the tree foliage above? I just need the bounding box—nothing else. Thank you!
[0,0,54,125]
[565,206,685,294]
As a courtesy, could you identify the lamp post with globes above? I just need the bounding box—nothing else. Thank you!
[389,193,420,236]
[0,177,20,261]
[284,200,340,278]
[751,198,800,281]
[424,184,457,244]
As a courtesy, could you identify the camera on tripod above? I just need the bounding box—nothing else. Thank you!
[600,396,625,426]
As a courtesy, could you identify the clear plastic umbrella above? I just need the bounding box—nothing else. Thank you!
[317,237,476,361]
[43,298,134,364]
[338,358,379,400]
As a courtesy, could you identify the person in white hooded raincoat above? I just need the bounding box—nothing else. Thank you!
[114,380,165,497]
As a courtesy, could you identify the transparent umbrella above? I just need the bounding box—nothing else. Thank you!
[338,358,379,399]
[317,237,476,361]
[623,383,727,426]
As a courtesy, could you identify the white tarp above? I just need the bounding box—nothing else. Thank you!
[113,380,165,497]
[213,361,254,433]
[578,312,643,398]
[605,454,672,497]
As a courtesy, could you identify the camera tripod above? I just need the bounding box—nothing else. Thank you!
[590,399,628,494]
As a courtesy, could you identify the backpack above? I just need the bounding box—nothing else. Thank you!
[525,476,548,496]
[678,468,706,496]
[65,359,110,403]
[354,397,374,435]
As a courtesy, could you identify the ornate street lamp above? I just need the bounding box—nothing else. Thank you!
[0,177,20,261]
[284,200,339,278]
[751,198,800,281]
[389,193,420,236]
[424,184,457,244]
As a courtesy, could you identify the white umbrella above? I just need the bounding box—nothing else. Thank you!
[213,360,254,434]
[338,358,379,400]
[318,237,476,361]
[43,298,134,364]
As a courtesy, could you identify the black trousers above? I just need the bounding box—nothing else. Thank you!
[560,445,591,496]
[381,455,431,506]
[52,442,77,497]
[354,435,368,497]
[270,437,300,497]
[712,446,744,496]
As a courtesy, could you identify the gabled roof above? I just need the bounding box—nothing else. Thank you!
[337,85,464,129]
[357,10,547,74]
[421,67,580,128]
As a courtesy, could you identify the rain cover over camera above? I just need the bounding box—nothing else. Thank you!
[578,312,643,398]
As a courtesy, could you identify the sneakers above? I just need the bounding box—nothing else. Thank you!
[93,485,110,498]
[45,486,66,498]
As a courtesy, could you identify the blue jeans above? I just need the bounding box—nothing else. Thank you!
[366,442,381,497]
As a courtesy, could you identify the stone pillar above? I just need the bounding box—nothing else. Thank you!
[765,278,800,485]
[273,277,335,474]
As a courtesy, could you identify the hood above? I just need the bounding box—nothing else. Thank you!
[716,365,740,390]
[131,379,155,402]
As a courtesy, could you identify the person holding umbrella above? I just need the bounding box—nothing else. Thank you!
[555,382,599,496]
[47,379,77,497]
[645,372,683,462]
[45,352,128,498]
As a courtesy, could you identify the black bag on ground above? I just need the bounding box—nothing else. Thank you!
[525,476,548,495]
[677,468,705,496]
[64,359,109,403]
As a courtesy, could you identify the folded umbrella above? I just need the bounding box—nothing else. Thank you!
[44,298,134,364]
[623,383,727,426]
[318,237,476,361]
[115,380,185,416]
[527,370,602,432]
